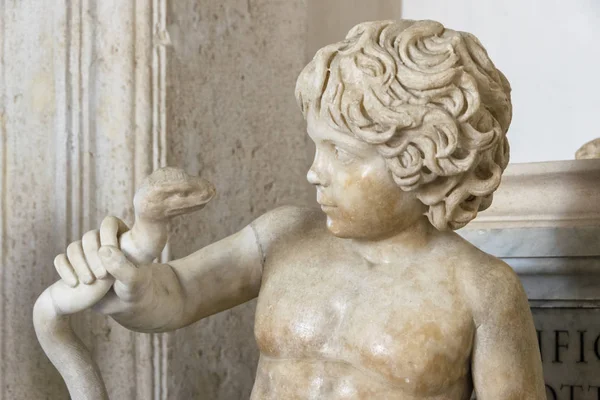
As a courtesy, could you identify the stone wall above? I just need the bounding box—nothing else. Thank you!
[165,0,313,398]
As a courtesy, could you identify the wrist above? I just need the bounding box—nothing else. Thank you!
[111,263,185,333]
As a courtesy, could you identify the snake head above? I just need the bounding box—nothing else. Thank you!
[133,167,216,222]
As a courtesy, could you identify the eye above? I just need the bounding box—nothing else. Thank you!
[334,146,355,164]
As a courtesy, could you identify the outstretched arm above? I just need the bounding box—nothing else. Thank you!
[462,257,545,399]
[93,206,305,332]
[162,221,264,328]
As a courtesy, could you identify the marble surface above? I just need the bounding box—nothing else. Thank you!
[464,159,600,230]
[458,226,600,301]
[459,227,600,258]
[533,308,600,400]
[576,138,600,159]
[0,2,171,398]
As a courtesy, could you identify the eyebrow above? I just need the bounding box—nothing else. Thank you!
[307,118,371,151]
[327,130,371,151]
[324,139,361,155]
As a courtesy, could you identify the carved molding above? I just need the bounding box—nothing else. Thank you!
[0,0,6,396]
[61,0,170,398]
[467,159,600,230]
[0,0,168,398]
[148,2,170,398]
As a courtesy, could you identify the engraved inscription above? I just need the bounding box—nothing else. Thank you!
[533,308,600,400]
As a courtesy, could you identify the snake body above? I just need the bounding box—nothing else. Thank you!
[33,168,215,399]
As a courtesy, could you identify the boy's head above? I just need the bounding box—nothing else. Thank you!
[296,20,511,232]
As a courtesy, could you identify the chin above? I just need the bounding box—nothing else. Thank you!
[325,216,369,239]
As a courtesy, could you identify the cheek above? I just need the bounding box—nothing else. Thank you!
[340,169,399,212]
[331,168,404,229]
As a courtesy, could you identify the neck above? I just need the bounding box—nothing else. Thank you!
[349,217,434,264]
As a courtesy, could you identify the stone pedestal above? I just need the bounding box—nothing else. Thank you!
[460,159,600,399]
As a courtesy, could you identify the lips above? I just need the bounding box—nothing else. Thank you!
[317,198,336,208]
[317,198,337,209]
[316,190,336,208]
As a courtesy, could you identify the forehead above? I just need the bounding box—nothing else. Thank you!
[306,112,371,151]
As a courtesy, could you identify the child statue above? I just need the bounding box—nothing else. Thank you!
[34,20,545,399]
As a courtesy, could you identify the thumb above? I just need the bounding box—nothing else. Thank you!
[98,246,139,286]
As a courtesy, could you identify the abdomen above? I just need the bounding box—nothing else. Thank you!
[250,356,472,400]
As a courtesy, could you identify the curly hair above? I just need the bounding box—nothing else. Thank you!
[295,20,511,230]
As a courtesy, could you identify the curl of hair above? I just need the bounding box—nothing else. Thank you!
[295,20,511,230]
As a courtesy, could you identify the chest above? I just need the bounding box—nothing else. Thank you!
[254,248,475,392]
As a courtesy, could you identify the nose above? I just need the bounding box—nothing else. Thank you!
[306,168,321,185]
[307,150,328,186]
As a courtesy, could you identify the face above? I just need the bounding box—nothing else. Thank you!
[306,112,427,239]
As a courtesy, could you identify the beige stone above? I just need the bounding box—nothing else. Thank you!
[36,20,545,399]
[576,138,600,159]
[165,0,313,397]
[465,159,600,230]
[3,1,312,399]
[1,1,170,398]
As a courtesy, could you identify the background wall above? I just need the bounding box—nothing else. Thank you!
[402,0,600,163]
[306,0,403,60]
[165,0,312,398]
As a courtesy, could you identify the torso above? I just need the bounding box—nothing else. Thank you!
[252,210,476,399]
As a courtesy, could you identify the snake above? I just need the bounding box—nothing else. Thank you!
[33,167,215,400]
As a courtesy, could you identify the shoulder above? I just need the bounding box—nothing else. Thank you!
[249,206,325,254]
[449,234,528,327]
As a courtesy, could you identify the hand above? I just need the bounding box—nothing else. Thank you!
[93,247,184,332]
[55,216,130,287]
[50,216,127,314]
[54,215,183,330]
[52,217,147,314]
[55,215,152,312]
[53,215,154,316]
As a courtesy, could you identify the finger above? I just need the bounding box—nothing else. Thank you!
[67,240,95,284]
[98,246,139,287]
[54,253,78,287]
[100,216,129,248]
[82,229,107,279]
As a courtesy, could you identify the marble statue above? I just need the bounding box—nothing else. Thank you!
[576,138,600,159]
[34,20,545,399]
